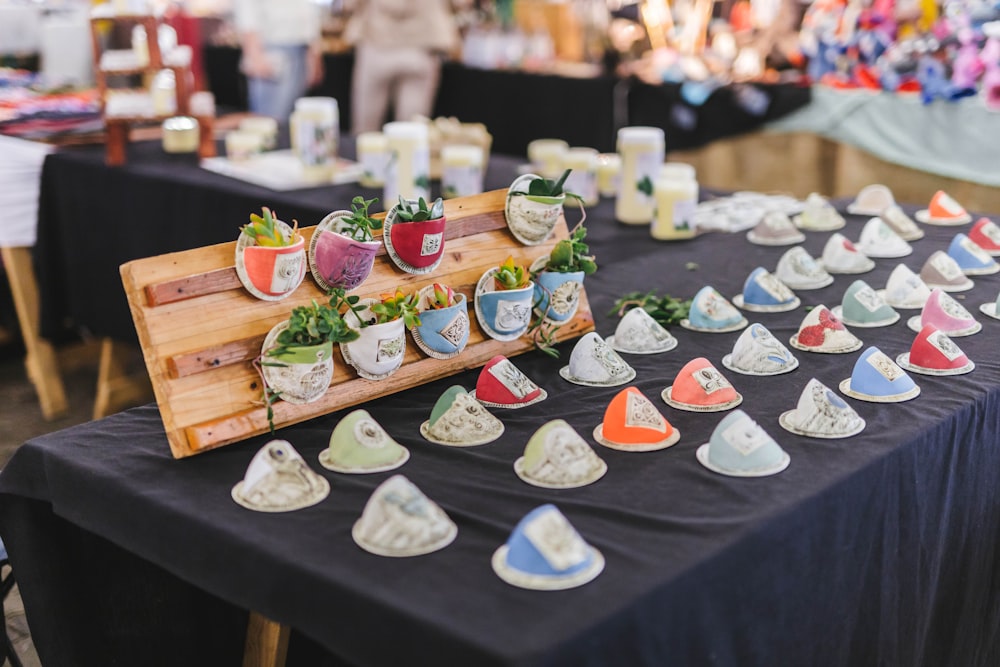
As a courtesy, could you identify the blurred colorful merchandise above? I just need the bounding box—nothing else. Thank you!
[0,69,101,141]
[799,0,1000,107]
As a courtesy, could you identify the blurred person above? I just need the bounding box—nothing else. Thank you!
[345,0,461,133]
[234,0,325,120]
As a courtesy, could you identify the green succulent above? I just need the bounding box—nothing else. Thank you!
[396,196,444,222]
[241,207,298,247]
[493,255,531,290]
[334,196,383,242]
[544,224,597,275]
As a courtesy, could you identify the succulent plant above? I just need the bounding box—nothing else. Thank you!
[396,196,444,222]
[511,169,580,202]
[426,283,457,309]
[544,224,597,275]
[371,288,422,328]
[269,300,358,355]
[493,255,531,291]
[334,196,383,242]
[241,207,298,247]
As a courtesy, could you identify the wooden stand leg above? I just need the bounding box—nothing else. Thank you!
[242,612,289,667]
[1,246,68,420]
[105,121,128,166]
[93,338,152,420]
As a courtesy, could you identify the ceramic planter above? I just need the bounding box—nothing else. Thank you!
[382,200,447,274]
[308,209,380,292]
[474,268,535,341]
[411,287,470,360]
[340,299,407,380]
[505,173,564,246]
[533,267,584,323]
[260,322,334,404]
[235,219,306,300]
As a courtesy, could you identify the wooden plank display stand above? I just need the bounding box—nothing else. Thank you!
[120,189,594,458]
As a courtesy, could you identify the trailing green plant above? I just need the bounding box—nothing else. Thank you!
[257,300,358,432]
[426,283,457,310]
[396,196,444,222]
[527,317,562,359]
[241,206,299,247]
[493,255,531,291]
[610,290,692,327]
[543,224,597,275]
[334,196,383,242]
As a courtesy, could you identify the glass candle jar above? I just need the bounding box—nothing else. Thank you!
[162,116,199,153]
[441,144,484,199]
[651,163,698,241]
[615,126,664,225]
[239,116,278,151]
[356,132,388,188]
[596,153,621,198]
[225,130,263,162]
[527,138,569,180]
[151,69,177,116]
[561,147,599,206]
[290,96,339,183]
[383,121,430,203]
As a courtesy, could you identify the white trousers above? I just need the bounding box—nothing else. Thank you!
[352,44,441,133]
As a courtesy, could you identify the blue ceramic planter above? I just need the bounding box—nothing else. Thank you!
[533,270,584,322]
[412,293,470,359]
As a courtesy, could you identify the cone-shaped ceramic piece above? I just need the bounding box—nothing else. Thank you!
[420,385,504,446]
[680,286,748,332]
[662,357,743,412]
[696,409,790,477]
[491,504,604,590]
[856,218,912,258]
[979,290,1000,320]
[793,193,846,231]
[968,217,1000,256]
[915,190,971,225]
[779,378,865,439]
[606,307,678,354]
[318,409,409,474]
[231,440,330,513]
[820,233,875,274]
[746,210,805,246]
[774,246,834,290]
[559,332,636,386]
[947,233,999,275]
[471,355,547,408]
[896,325,974,376]
[839,346,920,403]
[832,279,899,327]
[919,251,974,292]
[880,204,924,241]
[514,419,607,489]
[907,288,981,336]
[789,305,863,353]
[352,475,457,557]
[593,387,680,451]
[877,264,931,310]
[722,323,799,376]
[847,184,894,216]
[732,267,800,313]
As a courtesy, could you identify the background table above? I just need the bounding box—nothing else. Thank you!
[6,181,1000,665]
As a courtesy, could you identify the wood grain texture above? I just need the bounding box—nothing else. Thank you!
[121,188,594,458]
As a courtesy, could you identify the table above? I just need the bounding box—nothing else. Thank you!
[203,46,811,156]
[5,183,1000,665]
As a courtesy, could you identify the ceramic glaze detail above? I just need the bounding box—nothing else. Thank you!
[353,476,456,557]
[522,510,590,570]
[421,232,443,256]
[927,330,962,361]
[693,366,731,394]
[866,351,904,380]
[625,391,667,432]
[549,281,581,317]
[524,426,605,486]
[437,311,468,346]
[354,418,389,449]
[496,299,531,330]
[424,393,503,444]
[489,359,536,399]
[721,419,770,456]
[232,441,330,512]
[376,335,405,363]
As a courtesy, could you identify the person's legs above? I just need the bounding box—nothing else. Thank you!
[351,44,394,133]
[392,48,440,122]
[247,45,307,120]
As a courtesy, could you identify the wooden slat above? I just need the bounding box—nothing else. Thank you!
[121,188,594,458]
[167,334,266,378]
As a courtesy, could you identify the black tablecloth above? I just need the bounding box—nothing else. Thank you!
[8,192,1000,666]
[203,46,811,156]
